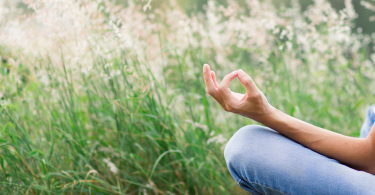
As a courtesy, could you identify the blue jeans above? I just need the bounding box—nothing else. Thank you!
[224,106,375,195]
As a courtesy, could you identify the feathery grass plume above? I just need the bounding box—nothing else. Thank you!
[0,0,374,194]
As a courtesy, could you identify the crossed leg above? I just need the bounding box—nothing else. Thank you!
[224,125,375,195]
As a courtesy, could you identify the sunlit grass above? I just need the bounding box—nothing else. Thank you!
[1,0,375,194]
[0,48,243,194]
[1,41,373,194]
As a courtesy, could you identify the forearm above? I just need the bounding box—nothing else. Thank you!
[255,106,375,174]
[202,65,375,173]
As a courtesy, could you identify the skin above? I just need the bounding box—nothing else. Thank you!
[203,64,375,175]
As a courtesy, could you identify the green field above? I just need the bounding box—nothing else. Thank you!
[1,0,374,194]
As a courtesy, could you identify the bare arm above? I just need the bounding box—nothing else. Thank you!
[203,64,375,174]
[259,107,375,174]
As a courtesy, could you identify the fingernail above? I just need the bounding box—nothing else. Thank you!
[203,64,209,72]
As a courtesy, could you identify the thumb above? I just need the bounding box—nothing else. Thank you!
[237,69,259,93]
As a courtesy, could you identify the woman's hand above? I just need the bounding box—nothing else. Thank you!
[203,64,273,121]
[204,64,375,175]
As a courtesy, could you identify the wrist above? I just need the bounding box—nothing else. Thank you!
[250,104,278,124]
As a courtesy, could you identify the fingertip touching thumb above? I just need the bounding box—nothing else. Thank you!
[238,69,249,81]
[237,69,256,91]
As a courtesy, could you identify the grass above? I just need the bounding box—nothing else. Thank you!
[0,45,248,194]
[1,41,373,194]
[0,2,375,194]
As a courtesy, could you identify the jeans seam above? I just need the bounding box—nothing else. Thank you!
[239,178,289,195]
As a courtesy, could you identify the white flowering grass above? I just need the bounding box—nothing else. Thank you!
[103,158,118,174]
[0,0,374,194]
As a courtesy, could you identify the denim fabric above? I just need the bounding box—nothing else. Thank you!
[360,104,375,138]
[224,107,375,195]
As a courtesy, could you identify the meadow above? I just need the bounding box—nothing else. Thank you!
[1,0,375,194]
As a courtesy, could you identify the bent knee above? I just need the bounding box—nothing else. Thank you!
[224,125,277,164]
[224,125,282,184]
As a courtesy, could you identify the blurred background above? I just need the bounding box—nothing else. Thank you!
[115,0,375,33]
[14,0,375,34]
[1,0,375,194]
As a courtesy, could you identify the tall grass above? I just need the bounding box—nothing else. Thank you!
[0,44,244,194]
[1,0,375,194]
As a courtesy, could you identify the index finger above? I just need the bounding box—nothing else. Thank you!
[218,70,238,103]
[219,70,238,89]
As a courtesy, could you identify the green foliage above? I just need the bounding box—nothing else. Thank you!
[0,46,243,194]
[1,36,373,194]
[0,0,375,194]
